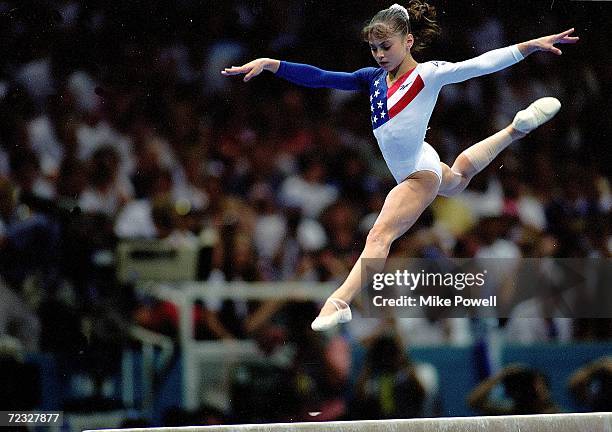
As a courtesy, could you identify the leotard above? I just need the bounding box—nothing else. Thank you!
[276,45,524,183]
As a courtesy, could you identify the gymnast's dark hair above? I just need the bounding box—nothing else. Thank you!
[361,1,441,55]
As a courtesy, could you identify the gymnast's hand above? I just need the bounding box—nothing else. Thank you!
[518,28,579,56]
[221,58,280,82]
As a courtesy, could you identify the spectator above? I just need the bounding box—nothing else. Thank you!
[568,357,612,412]
[9,148,55,199]
[503,245,574,344]
[0,336,41,410]
[0,278,40,351]
[279,154,338,218]
[79,146,132,216]
[0,177,62,292]
[468,364,560,415]
[286,302,350,422]
[351,335,425,419]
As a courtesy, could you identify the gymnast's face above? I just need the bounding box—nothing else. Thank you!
[369,33,412,72]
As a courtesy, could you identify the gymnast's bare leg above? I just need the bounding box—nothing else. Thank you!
[311,97,561,331]
[311,170,440,330]
[438,97,560,197]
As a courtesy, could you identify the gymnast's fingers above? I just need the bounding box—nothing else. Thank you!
[243,67,261,82]
[221,66,249,76]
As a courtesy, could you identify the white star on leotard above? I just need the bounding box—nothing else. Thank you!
[380,110,386,118]
[374,89,380,98]
[374,79,380,87]
[377,101,383,109]
[370,94,373,102]
[373,115,378,123]
[370,104,374,112]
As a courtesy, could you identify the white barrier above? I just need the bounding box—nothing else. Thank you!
[137,281,335,410]
[84,412,612,432]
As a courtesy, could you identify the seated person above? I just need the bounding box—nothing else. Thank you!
[568,356,612,412]
[468,364,560,415]
[351,335,425,419]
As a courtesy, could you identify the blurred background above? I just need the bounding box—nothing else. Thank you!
[0,0,610,430]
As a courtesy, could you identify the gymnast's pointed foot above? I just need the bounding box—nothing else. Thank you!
[512,97,561,134]
[311,298,352,331]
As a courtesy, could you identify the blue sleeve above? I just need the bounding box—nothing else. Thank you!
[276,61,375,91]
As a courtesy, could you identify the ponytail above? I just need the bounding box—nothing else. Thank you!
[362,0,441,55]
[407,1,440,54]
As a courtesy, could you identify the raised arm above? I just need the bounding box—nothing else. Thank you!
[516,28,579,57]
[434,28,579,86]
[467,366,522,416]
[222,58,373,91]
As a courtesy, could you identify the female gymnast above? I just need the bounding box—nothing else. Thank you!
[222,2,579,331]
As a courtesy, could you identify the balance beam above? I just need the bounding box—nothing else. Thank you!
[85,412,611,432]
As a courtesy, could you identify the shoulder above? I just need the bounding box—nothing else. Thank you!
[427,60,450,67]
[350,67,383,92]
[353,66,383,81]
[417,61,454,84]
[420,60,451,73]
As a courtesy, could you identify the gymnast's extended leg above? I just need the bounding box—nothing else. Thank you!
[311,170,440,331]
[438,97,561,197]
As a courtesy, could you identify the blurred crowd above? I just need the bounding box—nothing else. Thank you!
[0,0,610,425]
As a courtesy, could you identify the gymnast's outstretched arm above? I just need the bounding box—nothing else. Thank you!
[222,58,374,91]
[434,28,579,86]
